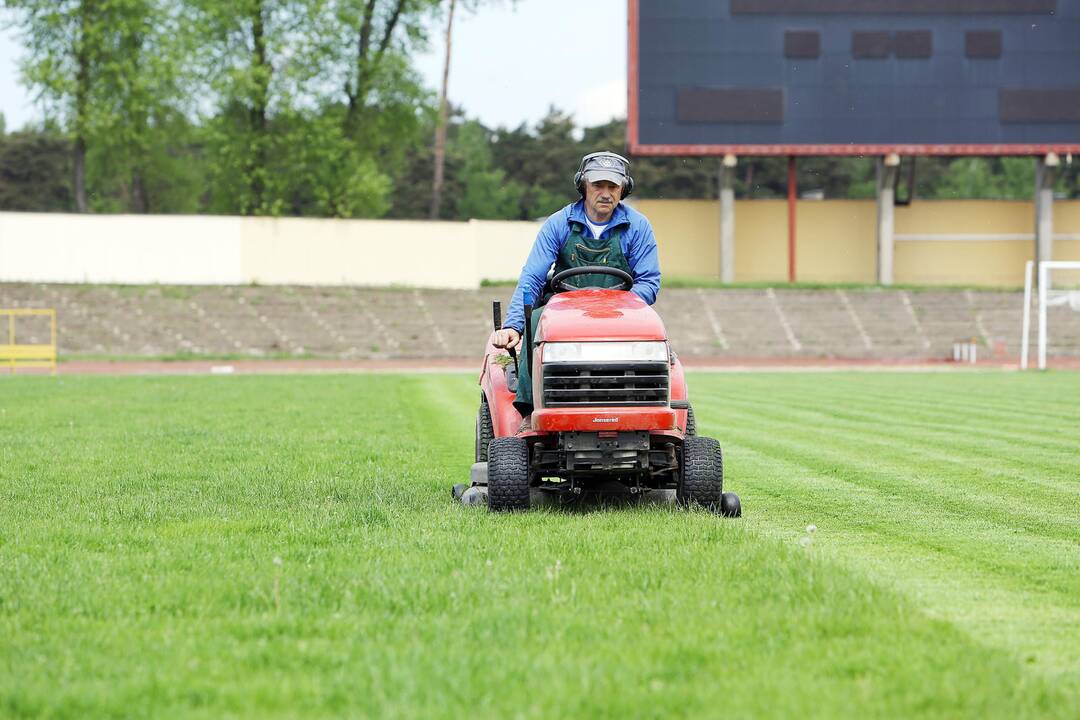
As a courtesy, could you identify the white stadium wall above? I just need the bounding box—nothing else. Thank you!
[0,212,541,289]
[5,203,1080,288]
[0,213,246,285]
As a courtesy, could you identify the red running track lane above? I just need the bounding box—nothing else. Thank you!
[7,356,1078,376]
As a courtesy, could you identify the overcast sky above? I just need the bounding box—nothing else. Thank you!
[0,0,627,132]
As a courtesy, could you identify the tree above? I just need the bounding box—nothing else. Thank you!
[452,120,521,219]
[6,0,197,213]
[0,126,73,211]
[428,0,455,219]
[6,0,114,211]
[192,0,293,214]
[192,0,439,217]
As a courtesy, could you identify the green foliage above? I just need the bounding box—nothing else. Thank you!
[193,0,436,216]
[4,0,1077,215]
[931,157,1034,200]
[0,127,73,210]
[1,372,1079,716]
[5,0,199,212]
[452,120,522,220]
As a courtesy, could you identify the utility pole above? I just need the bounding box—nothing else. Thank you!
[429,0,456,220]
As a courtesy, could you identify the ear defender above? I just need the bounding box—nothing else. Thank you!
[574,151,634,198]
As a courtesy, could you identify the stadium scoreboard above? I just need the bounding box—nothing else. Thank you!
[628,0,1080,155]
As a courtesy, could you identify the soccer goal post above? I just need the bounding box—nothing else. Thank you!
[1021,260,1080,370]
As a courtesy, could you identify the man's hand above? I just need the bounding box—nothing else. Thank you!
[493,328,521,350]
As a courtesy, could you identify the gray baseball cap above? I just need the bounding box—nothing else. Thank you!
[581,152,629,186]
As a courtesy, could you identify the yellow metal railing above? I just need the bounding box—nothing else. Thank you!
[1,309,57,375]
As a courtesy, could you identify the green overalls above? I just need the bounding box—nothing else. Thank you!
[514,221,632,413]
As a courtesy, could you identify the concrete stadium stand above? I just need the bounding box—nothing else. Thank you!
[3,283,1079,363]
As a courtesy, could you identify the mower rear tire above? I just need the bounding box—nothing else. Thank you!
[679,436,723,508]
[686,406,697,436]
[476,397,494,463]
[487,436,531,512]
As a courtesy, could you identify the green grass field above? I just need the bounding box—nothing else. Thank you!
[2,371,1079,718]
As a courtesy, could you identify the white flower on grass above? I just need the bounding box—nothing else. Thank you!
[806,524,817,534]
[799,536,812,548]
[273,556,283,566]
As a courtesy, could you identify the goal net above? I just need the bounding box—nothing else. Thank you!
[1021,261,1080,370]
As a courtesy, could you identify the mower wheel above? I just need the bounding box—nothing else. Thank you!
[685,406,697,436]
[720,492,742,518]
[679,436,723,508]
[487,436,531,512]
[475,397,494,463]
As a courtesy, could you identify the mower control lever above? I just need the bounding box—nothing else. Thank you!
[494,300,518,367]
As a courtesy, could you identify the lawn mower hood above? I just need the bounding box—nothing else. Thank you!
[530,289,678,434]
[535,290,667,343]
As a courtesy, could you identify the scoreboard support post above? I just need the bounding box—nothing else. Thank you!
[876,154,901,286]
[719,154,737,284]
[1034,154,1060,281]
[787,157,797,283]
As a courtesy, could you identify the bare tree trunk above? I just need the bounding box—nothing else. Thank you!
[131,170,148,213]
[73,3,91,213]
[248,0,269,214]
[429,0,456,220]
[73,135,87,212]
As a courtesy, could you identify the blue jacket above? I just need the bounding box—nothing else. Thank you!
[503,200,661,333]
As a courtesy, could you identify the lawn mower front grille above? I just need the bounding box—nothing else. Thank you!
[541,362,670,407]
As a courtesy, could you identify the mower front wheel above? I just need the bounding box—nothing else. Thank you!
[679,436,723,508]
[475,397,494,463]
[487,436,531,512]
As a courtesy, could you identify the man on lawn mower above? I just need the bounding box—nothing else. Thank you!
[492,150,661,420]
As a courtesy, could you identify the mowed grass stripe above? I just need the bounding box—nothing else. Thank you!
[693,375,1080,499]
[701,379,1080,456]
[717,423,1080,608]
[724,439,1080,686]
[685,372,1080,684]
[714,408,1078,564]
[753,373,1080,438]
[740,384,1080,461]
[2,374,1079,718]
[715,395,1080,518]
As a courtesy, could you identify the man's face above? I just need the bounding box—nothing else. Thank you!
[583,180,622,222]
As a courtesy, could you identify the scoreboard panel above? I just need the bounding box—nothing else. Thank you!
[628,0,1080,155]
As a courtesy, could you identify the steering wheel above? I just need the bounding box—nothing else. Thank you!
[551,266,633,293]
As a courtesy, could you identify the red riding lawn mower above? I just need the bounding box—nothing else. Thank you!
[454,266,741,515]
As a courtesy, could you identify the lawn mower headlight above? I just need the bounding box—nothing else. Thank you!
[542,341,668,364]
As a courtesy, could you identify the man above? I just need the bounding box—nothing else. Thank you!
[493,150,661,419]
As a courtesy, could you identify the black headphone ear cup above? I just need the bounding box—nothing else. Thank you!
[574,171,585,195]
[623,175,635,198]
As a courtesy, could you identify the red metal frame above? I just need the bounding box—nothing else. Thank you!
[626,0,1080,158]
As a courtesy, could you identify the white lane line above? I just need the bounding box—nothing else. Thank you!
[837,289,873,350]
[350,288,400,353]
[413,290,450,355]
[696,288,729,350]
[901,291,932,350]
[767,287,802,351]
[965,290,992,347]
